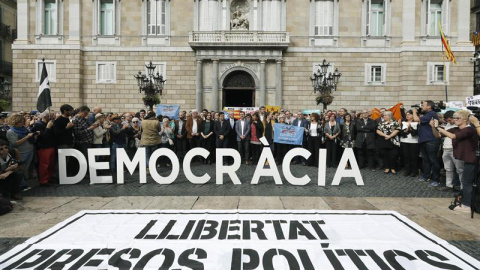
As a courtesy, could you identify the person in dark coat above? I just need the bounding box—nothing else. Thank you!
[174,111,188,162]
[354,109,377,170]
[214,113,231,164]
[31,112,57,186]
[306,113,322,167]
[292,111,309,165]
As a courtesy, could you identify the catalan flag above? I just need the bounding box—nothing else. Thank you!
[439,22,456,64]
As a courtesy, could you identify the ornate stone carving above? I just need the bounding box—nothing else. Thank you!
[230,0,249,30]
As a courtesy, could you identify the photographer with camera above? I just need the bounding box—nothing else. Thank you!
[413,100,441,187]
[431,110,477,212]
[0,139,23,200]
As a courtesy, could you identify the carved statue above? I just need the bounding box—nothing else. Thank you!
[230,6,249,30]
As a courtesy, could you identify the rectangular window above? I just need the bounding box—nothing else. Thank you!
[36,60,56,83]
[315,0,333,36]
[199,0,219,31]
[427,62,449,84]
[262,0,281,31]
[147,0,166,35]
[370,1,384,36]
[365,63,386,85]
[44,0,57,35]
[429,1,442,36]
[100,0,114,35]
[371,66,382,82]
[366,0,385,36]
[425,0,448,36]
[434,65,444,82]
[96,62,116,83]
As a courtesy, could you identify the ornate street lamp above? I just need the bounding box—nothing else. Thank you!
[311,59,342,110]
[134,61,166,111]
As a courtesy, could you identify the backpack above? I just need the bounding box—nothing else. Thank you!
[0,197,13,215]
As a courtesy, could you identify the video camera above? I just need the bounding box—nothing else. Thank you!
[467,106,480,120]
[411,101,446,113]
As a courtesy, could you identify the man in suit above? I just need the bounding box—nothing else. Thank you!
[174,111,188,162]
[215,113,231,165]
[235,111,251,164]
[227,111,237,164]
[354,109,377,171]
[292,111,309,165]
[186,110,202,162]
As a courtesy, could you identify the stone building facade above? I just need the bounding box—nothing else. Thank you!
[0,0,16,95]
[12,0,474,112]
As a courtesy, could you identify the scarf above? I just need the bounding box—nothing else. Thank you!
[10,126,29,139]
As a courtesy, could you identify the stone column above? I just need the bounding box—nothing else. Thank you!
[196,59,203,111]
[457,0,471,45]
[67,0,81,44]
[259,59,266,106]
[401,0,415,45]
[15,0,29,44]
[276,59,282,107]
[212,59,219,112]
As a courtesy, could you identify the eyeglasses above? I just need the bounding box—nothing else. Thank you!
[132,121,138,123]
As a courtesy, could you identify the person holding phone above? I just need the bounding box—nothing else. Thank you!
[6,114,36,187]
[431,110,477,212]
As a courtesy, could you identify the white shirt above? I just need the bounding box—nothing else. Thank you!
[443,123,457,149]
[230,119,235,129]
[178,120,183,134]
[400,122,419,144]
[297,119,302,127]
[310,123,318,137]
[240,120,245,136]
[192,119,198,134]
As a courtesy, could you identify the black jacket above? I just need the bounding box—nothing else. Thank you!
[354,118,376,149]
[32,121,56,149]
[214,120,231,139]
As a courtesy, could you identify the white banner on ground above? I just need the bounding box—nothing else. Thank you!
[0,210,478,270]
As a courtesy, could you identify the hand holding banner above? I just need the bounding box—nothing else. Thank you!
[273,123,304,145]
[156,105,180,119]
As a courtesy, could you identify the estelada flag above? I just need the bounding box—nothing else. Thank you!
[371,108,382,120]
[37,61,52,112]
[387,103,403,120]
[439,22,456,64]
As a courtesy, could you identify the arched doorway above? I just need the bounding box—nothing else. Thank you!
[222,71,255,107]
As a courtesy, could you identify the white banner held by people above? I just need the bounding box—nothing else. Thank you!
[466,95,480,107]
[0,210,478,270]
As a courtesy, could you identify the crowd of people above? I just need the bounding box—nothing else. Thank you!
[0,101,478,213]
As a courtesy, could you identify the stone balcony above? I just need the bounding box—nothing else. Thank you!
[189,31,290,50]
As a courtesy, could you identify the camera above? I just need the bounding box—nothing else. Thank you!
[7,159,23,167]
[411,101,446,113]
[467,106,480,120]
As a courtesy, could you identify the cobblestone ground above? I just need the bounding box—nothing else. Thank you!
[23,163,456,197]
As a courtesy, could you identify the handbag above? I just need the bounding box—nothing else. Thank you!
[168,138,174,146]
